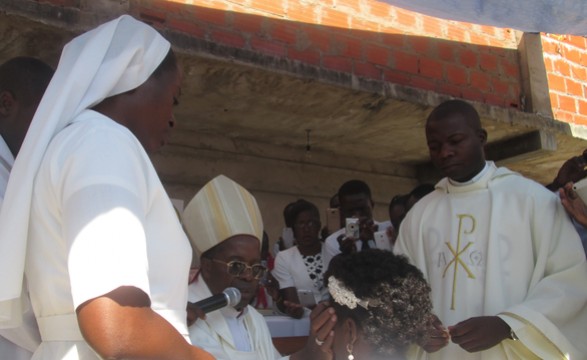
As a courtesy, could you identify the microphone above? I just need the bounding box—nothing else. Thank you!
[193,287,241,314]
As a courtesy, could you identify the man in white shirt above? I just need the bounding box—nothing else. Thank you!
[0,56,53,359]
[395,99,587,359]
[183,175,336,360]
[322,179,392,268]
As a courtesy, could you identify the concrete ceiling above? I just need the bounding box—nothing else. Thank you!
[2,12,586,186]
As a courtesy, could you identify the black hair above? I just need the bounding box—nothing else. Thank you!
[288,199,320,225]
[426,99,482,129]
[337,179,372,201]
[0,57,54,107]
[282,201,298,228]
[326,250,434,357]
[388,194,408,213]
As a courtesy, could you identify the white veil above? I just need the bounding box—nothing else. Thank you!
[0,14,170,327]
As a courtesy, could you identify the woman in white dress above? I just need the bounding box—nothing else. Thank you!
[0,15,213,360]
[272,199,328,318]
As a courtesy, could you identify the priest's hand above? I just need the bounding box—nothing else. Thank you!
[420,314,449,353]
[448,316,511,352]
[186,302,207,326]
[560,182,587,228]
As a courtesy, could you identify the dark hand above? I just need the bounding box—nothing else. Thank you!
[282,300,305,319]
[337,234,357,255]
[551,153,587,189]
[359,218,377,242]
[449,316,511,352]
[186,302,206,327]
[560,183,587,228]
[420,314,449,353]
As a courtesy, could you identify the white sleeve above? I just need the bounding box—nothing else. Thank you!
[57,129,151,308]
[322,231,342,269]
[271,251,295,289]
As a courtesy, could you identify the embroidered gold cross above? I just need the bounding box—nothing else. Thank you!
[443,214,476,310]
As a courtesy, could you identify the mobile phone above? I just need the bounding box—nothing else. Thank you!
[326,207,341,232]
[374,230,392,251]
[345,218,359,239]
[297,289,317,308]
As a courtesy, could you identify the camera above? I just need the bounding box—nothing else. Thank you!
[345,218,359,239]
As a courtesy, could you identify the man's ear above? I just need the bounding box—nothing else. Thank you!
[0,90,16,117]
[477,128,488,146]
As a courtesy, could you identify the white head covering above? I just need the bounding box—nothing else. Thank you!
[0,15,170,327]
[182,175,264,256]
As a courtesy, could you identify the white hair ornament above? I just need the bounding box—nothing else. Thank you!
[328,276,380,310]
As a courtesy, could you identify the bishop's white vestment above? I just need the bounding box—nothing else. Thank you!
[396,162,587,359]
[188,276,289,360]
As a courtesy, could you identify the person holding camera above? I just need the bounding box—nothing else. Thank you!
[548,149,587,254]
[322,180,392,268]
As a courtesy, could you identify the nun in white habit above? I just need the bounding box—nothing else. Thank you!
[0,15,213,360]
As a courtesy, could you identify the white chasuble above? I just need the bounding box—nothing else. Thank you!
[396,162,587,360]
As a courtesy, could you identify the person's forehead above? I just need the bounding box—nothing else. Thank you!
[217,235,261,259]
[426,114,474,136]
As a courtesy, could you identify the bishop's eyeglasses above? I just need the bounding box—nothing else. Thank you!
[211,259,267,279]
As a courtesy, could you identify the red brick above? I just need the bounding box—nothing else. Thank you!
[211,30,246,49]
[381,33,405,48]
[368,1,392,18]
[554,59,571,76]
[410,76,437,92]
[320,8,350,28]
[286,1,316,23]
[492,78,511,95]
[500,59,520,78]
[563,35,587,49]
[554,109,574,123]
[251,0,286,17]
[251,36,287,56]
[558,94,577,112]
[232,12,265,35]
[304,25,331,53]
[459,49,478,68]
[396,10,416,28]
[269,21,298,45]
[438,83,464,98]
[354,62,381,80]
[365,44,390,66]
[547,73,566,92]
[193,6,227,26]
[409,36,431,54]
[391,51,419,74]
[566,78,583,97]
[550,92,559,108]
[463,88,485,103]
[422,16,443,36]
[479,54,498,72]
[470,71,491,92]
[542,57,554,72]
[331,34,362,59]
[383,70,411,86]
[437,42,455,61]
[578,99,587,115]
[580,53,587,67]
[419,58,443,80]
[563,46,582,64]
[323,56,353,72]
[574,114,587,126]
[446,64,468,85]
[167,18,205,37]
[541,38,560,55]
[138,8,167,24]
[447,27,467,42]
[287,48,321,65]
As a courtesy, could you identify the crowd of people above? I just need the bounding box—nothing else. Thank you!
[0,14,585,360]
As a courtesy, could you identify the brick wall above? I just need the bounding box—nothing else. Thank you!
[542,34,587,125]
[32,0,526,109]
[128,0,522,109]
